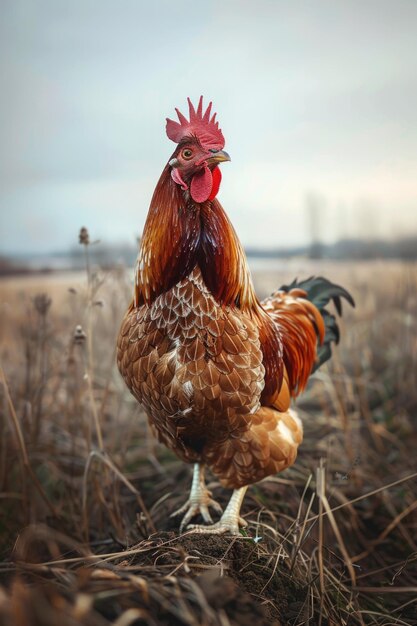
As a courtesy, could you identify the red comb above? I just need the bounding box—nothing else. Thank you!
[166,96,225,151]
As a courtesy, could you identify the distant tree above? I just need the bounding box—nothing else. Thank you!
[306,192,325,259]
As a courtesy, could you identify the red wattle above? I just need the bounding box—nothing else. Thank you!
[190,163,213,203]
[208,166,222,200]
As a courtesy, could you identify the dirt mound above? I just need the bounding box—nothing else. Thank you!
[125,532,304,624]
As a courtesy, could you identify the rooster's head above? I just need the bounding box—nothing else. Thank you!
[166,96,230,203]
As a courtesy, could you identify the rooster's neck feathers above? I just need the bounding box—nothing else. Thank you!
[134,165,257,313]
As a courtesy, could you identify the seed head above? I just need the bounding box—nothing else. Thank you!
[79,227,90,245]
[33,293,52,316]
[73,324,87,345]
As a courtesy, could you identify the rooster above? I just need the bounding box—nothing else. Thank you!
[117,97,354,534]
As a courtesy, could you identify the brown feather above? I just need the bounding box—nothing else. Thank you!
[262,289,323,395]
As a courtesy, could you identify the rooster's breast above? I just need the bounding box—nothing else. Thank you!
[117,268,265,460]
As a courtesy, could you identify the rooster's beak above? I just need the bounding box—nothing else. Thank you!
[207,150,231,165]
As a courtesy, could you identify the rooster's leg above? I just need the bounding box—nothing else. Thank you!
[171,463,223,532]
[188,486,248,535]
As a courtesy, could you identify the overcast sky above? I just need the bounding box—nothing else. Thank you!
[1,0,416,254]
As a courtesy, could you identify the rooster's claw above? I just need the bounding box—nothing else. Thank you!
[171,494,223,533]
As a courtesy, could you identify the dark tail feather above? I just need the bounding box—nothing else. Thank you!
[279,276,355,371]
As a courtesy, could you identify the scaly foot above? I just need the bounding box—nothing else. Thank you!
[171,491,223,532]
[170,464,223,532]
[187,486,249,535]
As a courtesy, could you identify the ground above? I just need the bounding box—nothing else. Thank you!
[0,257,416,625]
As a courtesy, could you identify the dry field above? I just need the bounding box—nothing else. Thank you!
[0,255,416,625]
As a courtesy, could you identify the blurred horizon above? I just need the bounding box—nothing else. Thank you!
[3,233,417,276]
[1,0,417,255]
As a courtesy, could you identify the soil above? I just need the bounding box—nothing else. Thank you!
[119,531,306,626]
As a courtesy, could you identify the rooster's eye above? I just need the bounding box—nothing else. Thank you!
[181,148,193,160]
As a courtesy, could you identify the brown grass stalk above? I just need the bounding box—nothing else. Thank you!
[0,364,59,519]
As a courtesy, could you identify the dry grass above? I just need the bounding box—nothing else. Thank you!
[0,245,416,625]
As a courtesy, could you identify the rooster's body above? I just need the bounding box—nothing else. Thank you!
[117,98,354,533]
